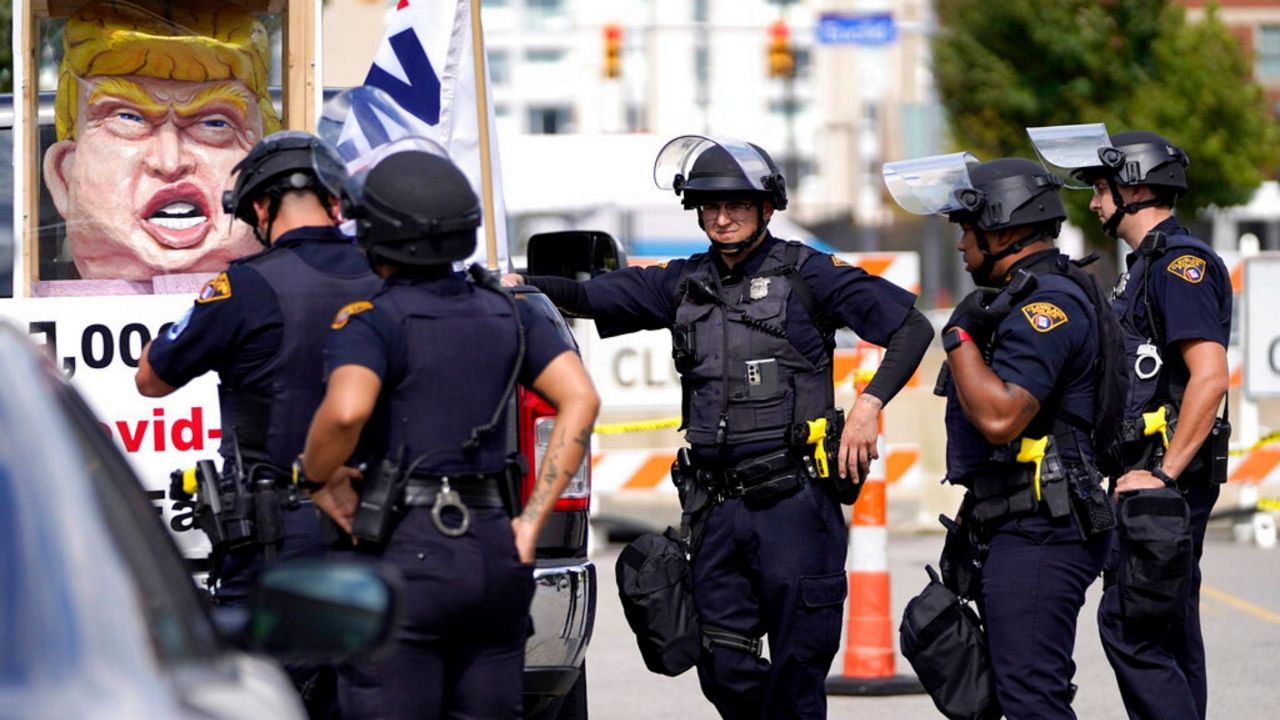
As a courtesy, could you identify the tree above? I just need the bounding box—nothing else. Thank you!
[932,0,1280,245]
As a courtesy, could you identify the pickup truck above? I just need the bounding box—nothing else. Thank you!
[0,93,604,720]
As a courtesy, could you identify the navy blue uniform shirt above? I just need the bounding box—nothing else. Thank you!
[581,233,917,367]
[1112,218,1232,416]
[325,274,571,387]
[148,226,367,391]
[945,252,1099,482]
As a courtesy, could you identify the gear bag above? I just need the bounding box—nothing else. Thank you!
[615,528,702,676]
[1117,487,1193,620]
[899,566,1001,720]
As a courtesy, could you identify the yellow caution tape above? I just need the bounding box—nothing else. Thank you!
[1258,498,1280,513]
[1229,430,1280,457]
[593,417,681,435]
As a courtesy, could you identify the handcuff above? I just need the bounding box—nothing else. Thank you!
[431,478,471,538]
[1134,342,1163,380]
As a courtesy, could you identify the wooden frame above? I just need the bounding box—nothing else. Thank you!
[14,0,318,297]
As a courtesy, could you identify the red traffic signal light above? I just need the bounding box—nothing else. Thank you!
[604,24,624,79]
[767,20,795,79]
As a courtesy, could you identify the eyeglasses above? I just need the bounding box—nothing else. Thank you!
[697,201,756,221]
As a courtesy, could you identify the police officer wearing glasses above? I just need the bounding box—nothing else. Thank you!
[135,130,381,716]
[885,153,1117,719]
[505,136,933,719]
[297,140,598,720]
[1030,125,1232,720]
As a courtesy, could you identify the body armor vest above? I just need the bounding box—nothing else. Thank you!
[376,280,521,476]
[219,245,381,471]
[944,255,1098,484]
[1112,230,1229,417]
[672,240,834,448]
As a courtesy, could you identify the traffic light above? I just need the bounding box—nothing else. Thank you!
[604,24,623,79]
[767,20,795,79]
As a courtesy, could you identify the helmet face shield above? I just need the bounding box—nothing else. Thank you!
[654,135,776,194]
[1027,123,1113,190]
[882,152,982,216]
[222,131,349,221]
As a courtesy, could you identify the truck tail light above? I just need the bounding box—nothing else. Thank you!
[518,388,591,512]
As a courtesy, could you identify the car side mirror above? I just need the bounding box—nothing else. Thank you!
[248,560,398,662]
[526,230,628,280]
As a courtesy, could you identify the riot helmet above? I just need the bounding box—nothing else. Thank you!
[654,135,787,256]
[1028,123,1189,236]
[222,130,347,245]
[342,137,481,268]
[883,153,1065,283]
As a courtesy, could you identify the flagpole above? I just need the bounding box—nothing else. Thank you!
[468,0,500,270]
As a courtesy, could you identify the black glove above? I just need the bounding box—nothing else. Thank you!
[945,288,1006,345]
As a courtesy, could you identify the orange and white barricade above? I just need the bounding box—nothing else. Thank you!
[826,378,923,695]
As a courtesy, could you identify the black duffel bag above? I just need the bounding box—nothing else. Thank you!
[615,528,701,676]
[899,566,1001,720]
[1118,487,1193,621]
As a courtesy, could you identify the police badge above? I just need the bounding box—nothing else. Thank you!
[749,277,770,300]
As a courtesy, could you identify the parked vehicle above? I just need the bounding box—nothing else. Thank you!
[0,320,397,719]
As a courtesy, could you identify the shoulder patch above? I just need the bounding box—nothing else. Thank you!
[196,272,232,304]
[1021,302,1069,333]
[1166,254,1207,284]
[656,261,669,269]
[831,255,851,267]
[332,301,374,330]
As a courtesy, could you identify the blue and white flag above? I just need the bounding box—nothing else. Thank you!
[336,0,507,269]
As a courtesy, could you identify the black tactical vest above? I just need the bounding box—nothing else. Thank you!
[219,246,381,471]
[1112,230,1230,417]
[672,240,834,448]
[375,279,521,476]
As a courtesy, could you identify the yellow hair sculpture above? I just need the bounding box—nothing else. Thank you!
[55,0,281,141]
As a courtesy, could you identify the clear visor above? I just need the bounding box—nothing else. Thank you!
[319,86,435,172]
[882,152,981,215]
[343,136,452,200]
[1026,123,1112,189]
[653,135,774,192]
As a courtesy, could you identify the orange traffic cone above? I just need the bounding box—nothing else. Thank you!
[826,376,923,696]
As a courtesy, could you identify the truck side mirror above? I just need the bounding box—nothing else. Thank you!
[527,230,628,280]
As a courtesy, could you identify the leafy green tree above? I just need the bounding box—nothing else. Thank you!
[933,0,1280,243]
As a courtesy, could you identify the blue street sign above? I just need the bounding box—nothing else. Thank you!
[815,13,897,46]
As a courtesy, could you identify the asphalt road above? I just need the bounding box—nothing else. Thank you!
[585,524,1280,719]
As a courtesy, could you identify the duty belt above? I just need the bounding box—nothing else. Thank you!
[688,448,809,507]
[403,474,508,509]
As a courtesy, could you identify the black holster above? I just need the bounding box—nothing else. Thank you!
[672,448,713,558]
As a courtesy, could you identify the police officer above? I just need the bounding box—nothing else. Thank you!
[135,130,381,714]
[297,140,599,720]
[885,153,1115,719]
[1030,126,1231,720]
[506,136,933,719]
